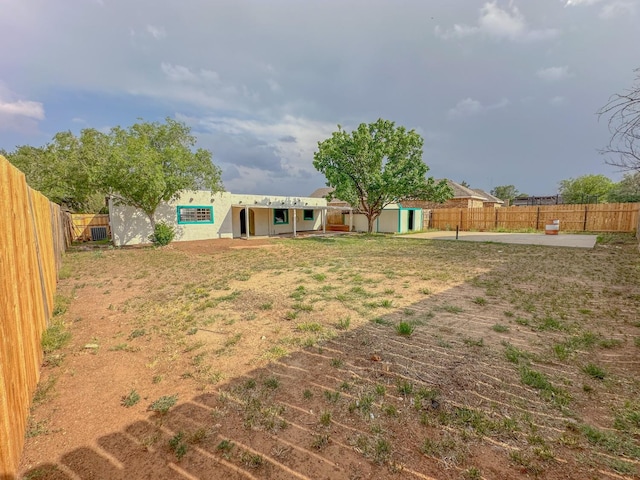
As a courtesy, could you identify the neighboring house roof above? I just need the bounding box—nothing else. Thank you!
[471,188,505,204]
[439,179,486,200]
[309,187,350,206]
[309,187,334,199]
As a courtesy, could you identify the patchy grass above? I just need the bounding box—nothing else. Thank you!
[25,233,640,479]
[395,321,414,336]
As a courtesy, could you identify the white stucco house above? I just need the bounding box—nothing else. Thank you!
[109,190,353,247]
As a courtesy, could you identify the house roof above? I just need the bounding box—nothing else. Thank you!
[471,188,504,204]
[309,187,334,199]
[439,180,486,200]
[309,187,350,206]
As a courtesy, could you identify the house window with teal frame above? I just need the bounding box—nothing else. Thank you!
[177,206,214,224]
[303,209,314,221]
[273,208,289,224]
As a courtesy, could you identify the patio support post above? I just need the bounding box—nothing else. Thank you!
[322,208,326,234]
[293,208,297,237]
[349,210,353,232]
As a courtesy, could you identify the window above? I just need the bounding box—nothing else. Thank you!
[273,208,289,224]
[303,209,314,221]
[177,206,213,224]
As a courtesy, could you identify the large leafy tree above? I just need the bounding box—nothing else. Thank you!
[599,68,640,171]
[313,119,452,233]
[6,129,109,211]
[103,118,223,227]
[607,172,640,203]
[558,174,614,204]
[490,185,521,204]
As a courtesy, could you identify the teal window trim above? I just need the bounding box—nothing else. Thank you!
[177,205,214,224]
[273,208,289,225]
[303,209,314,221]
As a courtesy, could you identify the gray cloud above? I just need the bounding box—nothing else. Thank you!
[0,0,638,195]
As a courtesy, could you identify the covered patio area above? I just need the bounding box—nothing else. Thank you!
[231,204,353,239]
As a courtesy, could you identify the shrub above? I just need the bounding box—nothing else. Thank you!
[149,222,175,246]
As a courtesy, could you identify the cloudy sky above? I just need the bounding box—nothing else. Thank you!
[1,0,638,196]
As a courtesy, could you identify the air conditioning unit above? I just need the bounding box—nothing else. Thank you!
[90,226,108,241]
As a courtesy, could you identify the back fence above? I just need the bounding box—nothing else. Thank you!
[0,156,68,478]
[431,203,640,233]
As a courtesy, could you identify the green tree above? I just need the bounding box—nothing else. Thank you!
[313,119,452,233]
[6,129,109,211]
[558,174,614,204]
[607,172,640,203]
[103,118,223,227]
[490,185,520,204]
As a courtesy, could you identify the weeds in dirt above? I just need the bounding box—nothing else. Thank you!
[149,394,178,414]
[397,380,413,396]
[128,328,146,339]
[323,390,340,403]
[240,451,264,468]
[336,316,351,330]
[303,389,313,400]
[121,389,140,407]
[330,358,344,368]
[463,337,484,347]
[442,304,464,314]
[395,321,414,336]
[472,297,487,306]
[582,363,606,380]
[520,366,569,407]
[491,324,509,333]
[263,376,280,389]
[32,376,57,406]
[169,431,188,460]
[319,411,332,426]
[41,322,71,354]
[311,434,330,450]
[217,439,234,453]
[26,417,49,438]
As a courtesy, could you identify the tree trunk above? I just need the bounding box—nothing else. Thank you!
[367,214,375,233]
[147,212,156,231]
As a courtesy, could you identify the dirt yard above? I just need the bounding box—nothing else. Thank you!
[19,234,640,479]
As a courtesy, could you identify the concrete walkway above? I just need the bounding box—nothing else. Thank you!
[399,231,598,248]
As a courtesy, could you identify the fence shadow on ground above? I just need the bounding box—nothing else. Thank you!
[21,265,624,480]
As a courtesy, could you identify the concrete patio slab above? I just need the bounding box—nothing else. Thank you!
[399,231,598,248]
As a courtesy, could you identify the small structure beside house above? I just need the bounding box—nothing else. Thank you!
[109,190,352,247]
[308,187,423,234]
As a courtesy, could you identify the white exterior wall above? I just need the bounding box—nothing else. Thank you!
[377,209,399,233]
[351,204,422,233]
[110,191,327,246]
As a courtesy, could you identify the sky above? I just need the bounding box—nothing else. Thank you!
[1,0,639,197]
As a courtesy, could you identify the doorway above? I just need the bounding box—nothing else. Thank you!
[239,209,255,236]
[408,209,415,231]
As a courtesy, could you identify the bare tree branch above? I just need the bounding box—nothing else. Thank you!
[598,68,640,171]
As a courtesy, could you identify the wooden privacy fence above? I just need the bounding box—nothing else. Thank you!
[71,213,111,242]
[431,203,640,233]
[0,156,68,478]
